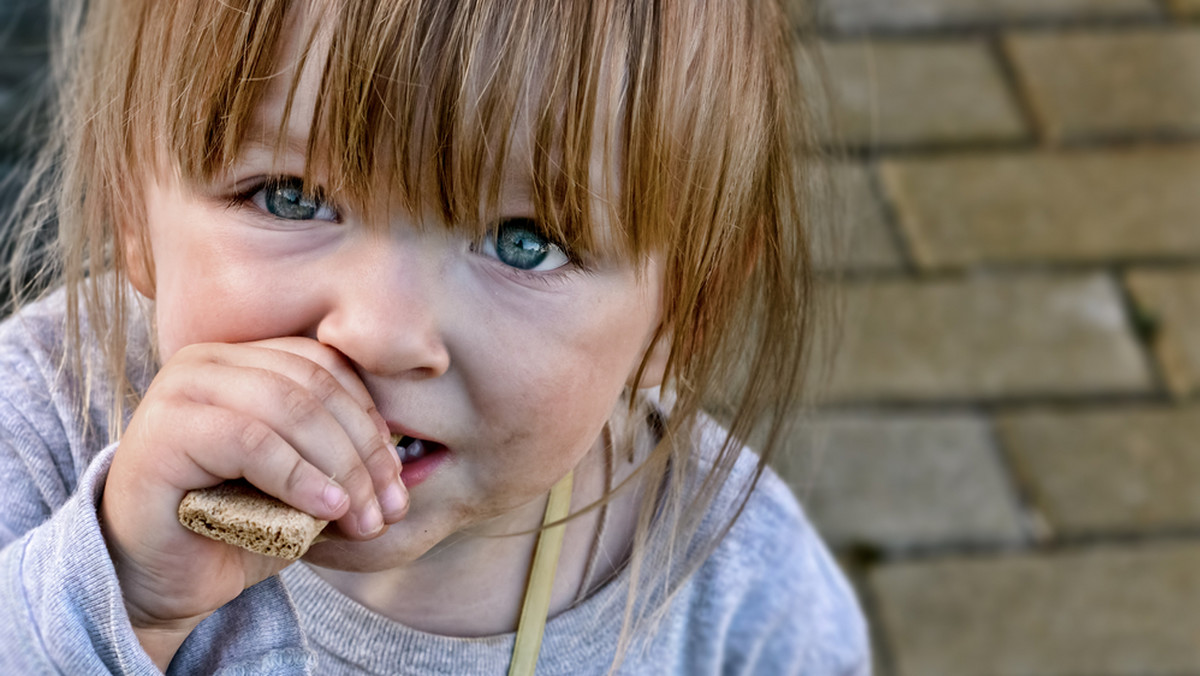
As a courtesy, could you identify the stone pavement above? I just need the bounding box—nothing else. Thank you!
[782,1,1200,674]
[2,1,1198,674]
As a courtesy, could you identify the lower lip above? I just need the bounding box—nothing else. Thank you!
[399,445,449,488]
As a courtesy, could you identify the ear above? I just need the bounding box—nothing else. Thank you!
[120,215,156,300]
[628,325,673,389]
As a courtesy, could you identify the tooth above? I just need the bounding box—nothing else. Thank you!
[400,439,425,463]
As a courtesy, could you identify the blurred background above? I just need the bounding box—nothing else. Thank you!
[0,0,46,231]
[1,0,1197,674]
[785,0,1200,674]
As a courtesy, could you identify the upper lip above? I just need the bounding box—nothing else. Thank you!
[386,422,440,445]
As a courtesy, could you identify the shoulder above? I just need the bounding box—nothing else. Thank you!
[0,290,80,455]
[0,289,69,381]
[0,288,150,501]
[682,417,871,674]
[0,284,153,418]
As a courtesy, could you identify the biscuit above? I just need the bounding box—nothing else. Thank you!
[178,480,328,560]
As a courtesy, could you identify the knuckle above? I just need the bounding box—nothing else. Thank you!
[364,438,397,472]
[281,385,322,425]
[305,367,342,404]
[339,461,373,493]
[236,419,276,460]
[171,342,205,362]
[283,456,310,495]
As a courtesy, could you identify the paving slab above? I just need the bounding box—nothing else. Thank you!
[883,146,1200,269]
[827,273,1153,402]
[999,405,1200,535]
[872,543,1200,676]
[775,413,1026,549]
[816,0,1160,32]
[1127,269,1200,397]
[803,39,1027,148]
[815,163,904,271]
[1007,27,1200,143]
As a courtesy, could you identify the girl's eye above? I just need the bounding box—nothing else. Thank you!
[251,177,339,222]
[480,219,571,272]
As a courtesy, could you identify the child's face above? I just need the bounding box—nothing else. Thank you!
[128,43,666,569]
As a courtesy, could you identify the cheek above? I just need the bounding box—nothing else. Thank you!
[474,299,656,458]
[151,239,313,360]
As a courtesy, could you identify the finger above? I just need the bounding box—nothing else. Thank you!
[216,342,407,520]
[185,359,392,538]
[248,338,393,446]
[177,403,351,524]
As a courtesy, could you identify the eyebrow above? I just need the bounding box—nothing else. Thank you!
[237,107,315,161]
[238,127,311,160]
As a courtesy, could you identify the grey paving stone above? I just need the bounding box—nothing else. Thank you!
[802,39,1027,148]
[872,543,1200,676]
[1127,269,1200,397]
[827,273,1153,402]
[776,413,1026,549]
[883,147,1200,269]
[999,405,1200,536]
[1008,28,1200,142]
[817,0,1159,32]
[814,163,903,271]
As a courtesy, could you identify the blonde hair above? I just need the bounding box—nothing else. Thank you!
[9,0,828,667]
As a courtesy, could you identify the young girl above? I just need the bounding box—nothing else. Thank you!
[0,0,869,673]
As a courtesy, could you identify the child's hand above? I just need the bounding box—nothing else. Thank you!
[100,337,406,668]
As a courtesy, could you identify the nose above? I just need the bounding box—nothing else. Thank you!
[314,235,451,379]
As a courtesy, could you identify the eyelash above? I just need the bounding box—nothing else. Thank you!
[225,178,589,282]
[483,256,588,290]
[228,176,341,224]
[470,219,593,285]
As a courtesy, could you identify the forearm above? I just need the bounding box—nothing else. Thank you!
[1,444,311,674]
[0,445,162,674]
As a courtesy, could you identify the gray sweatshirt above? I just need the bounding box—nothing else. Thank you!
[0,290,870,674]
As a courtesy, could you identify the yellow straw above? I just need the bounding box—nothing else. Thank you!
[508,470,574,676]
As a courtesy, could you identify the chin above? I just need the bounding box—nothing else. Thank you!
[302,531,429,572]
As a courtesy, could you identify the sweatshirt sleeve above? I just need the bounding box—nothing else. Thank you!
[0,302,313,674]
[0,436,164,673]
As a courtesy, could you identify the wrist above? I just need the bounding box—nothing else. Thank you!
[101,505,209,670]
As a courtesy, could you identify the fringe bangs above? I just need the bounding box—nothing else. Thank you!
[128,0,631,259]
[124,0,802,278]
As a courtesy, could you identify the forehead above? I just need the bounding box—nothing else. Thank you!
[222,2,625,251]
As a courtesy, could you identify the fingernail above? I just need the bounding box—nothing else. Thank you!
[379,481,407,519]
[359,501,384,536]
[324,482,348,512]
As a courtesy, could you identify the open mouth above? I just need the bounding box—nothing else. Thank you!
[391,433,442,464]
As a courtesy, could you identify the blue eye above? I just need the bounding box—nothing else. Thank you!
[253,177,339,222]
[481,219,571,272]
